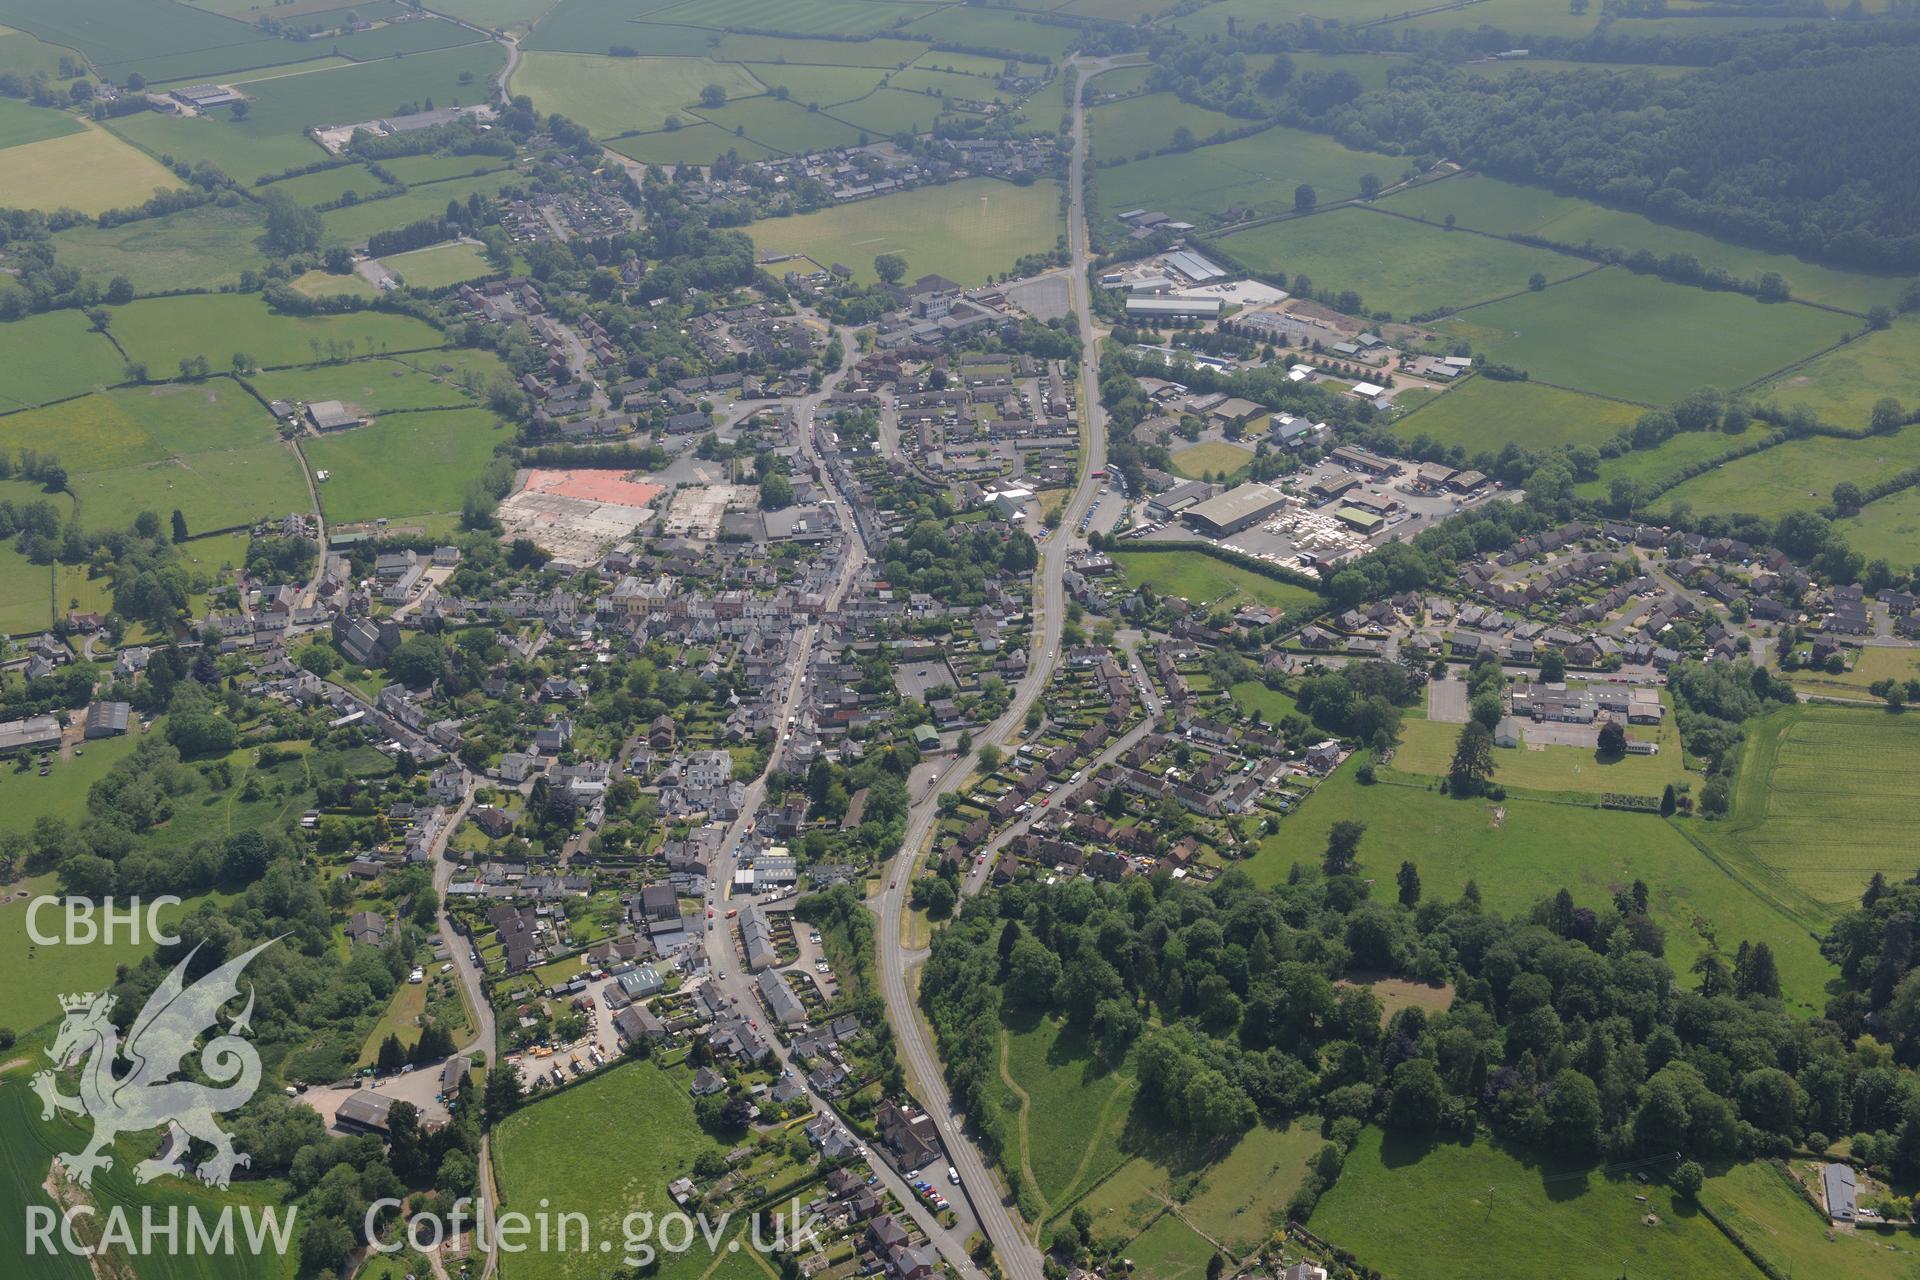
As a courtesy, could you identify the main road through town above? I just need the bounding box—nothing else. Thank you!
[872,56,1128,1280]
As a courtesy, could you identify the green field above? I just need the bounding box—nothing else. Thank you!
[748,177,1061,284]
[1839,486,1920,567]
[887,65,1017,105]
[0,870,200,1037]
[1229,679,1299,723]
[0,118,187,216]
[1002,1013,1137,1217]
[1701,1160,1915,1280]
[711,32,928,66]
[1757,318,1920,430]
[248,352,500,413]
[0,22,73,81]
[106,110,327,190]
[51,202,270,294]
[1095,125,1404,230]
[379,240,495,290]
[0,0,298,80]
[74,444,307,535]
[825,86,980,138]
[0,94,79,148]
[899,4,1080,58]
[691,93,865,153]
[0,309,125,410]
[1573,429,1757,503]
[1382,172,1904,312]
[1438,268,1842,404]
[743,61,891,106]
[258,163,394,207]
[1393,377,1645,454]
[109,294,445,370]
[0,541,51,633]
[1254,764,1832,1012]
[1311,1128,1759,1280]
[321,170,522,247]
[1120,1213,1218,1280]
[1389,713,1688,797]
[1092,92,1244,159]
[1112,548,1322,617]
[1696,705,1920,915]
[1652,422,1920,521]
[511,51,764,136]
[306,407,509,523]
[655,0,930,36]
[605,122,778,166]
[1216,208,1585,318]
[493,1059,736,1280]
[1169,441,1253,480]
[1167,0,1430,38]
[1787,644,1920,699]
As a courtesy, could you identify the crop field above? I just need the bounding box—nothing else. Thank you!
[690,93,865,152]
[1757,318,1920,430]
[1438,268,1842,404]
[1092,93,1244,159]
[605,122,778,165]
[747,177,1061,283]
[898,5,1081,58]
[1112,548,1322,616]
[378,240,494,289]
[1382,172,1903,312]
[494,1059,739,1280]
[1392,377,1644,454]
[1255,764,1833,1011]
[1168,441,1253,479]
[109,294,445,370]
[825,86,980,137]
[1388,714,1687,796]
[306,407,508,523]
[1698,705,1920,914]
[1312,1128,1758,1280]
[2,119,186,215]
[1094,125,1403,229]
[0,309,125,410]
[51,202,269,294]
[0,0,297,80]
[741,61,890,107]
[511,52,763,136]
[1216,209,1585,318]
[0,95,78,148]
[653,0,930,36]
[1572,429,1755,503]
[1651,422,1920,521]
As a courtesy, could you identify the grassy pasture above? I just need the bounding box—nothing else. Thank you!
[1121,1213,1219,1280]
[493,1059,734,1280]
[0,871,200,1037]
[1698,705,1920,914]
[419,0,557,33]
[1839,487,1920,568]
[1168,441,1253,479]
[902,4,1083,57]
[106,110,327,189]
[1112,548,1321,616]
[655,0,930,35]
[0,0,293,78]
[258,163,392,207]
[1701,1159,1915,1280]
[888,66,1018,103]
[1787,644,1920,699]
[0,309,124,410]
[1167,0,1423,38]
[1382,172,1904,312]
[1392,377,1643,454]
[825,85,979,137]
[1461,57,1704,79]
[1311,1128,1758,1280]
[378,240,494,289]
[747,177,1061,283]
[1651,423,1920,520]
[604,122,778,165]
[741,61,891,106]
[306,407,508,523]
[322,170,520,246]
[1094,125,1403,229]
[522,0,689,52]
[110,294,443,369]
[691,93,865,152]
[1757,319,1920,430]
[0,95,79,147]
[1254,763,1832,1011]
[1179,1122,1322,1254]
[0,541,51,633]
[51,202,269,294]
[73,444,308,535]
[910,48,1046,78]
[711,32,928,65]
[1215,208,1584,318]
[1438,268,1842,404]
[1092,92,1245,158]
[0,23,74,80]
[1397,0,1608,36]
[378,152,514,184]
[287,268,380,299]
[0,118,186,215]
[510,51,762,136]
[1572,428,1755,502]
[1001,1013,1137,1216]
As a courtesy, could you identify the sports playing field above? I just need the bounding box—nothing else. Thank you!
[747,177,1062,283]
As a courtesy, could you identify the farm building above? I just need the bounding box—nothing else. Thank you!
[84,701,131,739]
[1181,483,1290,537]
[1163,249,1226,283]
[171,84,243,110]
[307,400,367,431]
[0,714,61,755]
[1822,1163,1856,1222]
[334,1091,397,1135]
[1126,295,1223,320]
